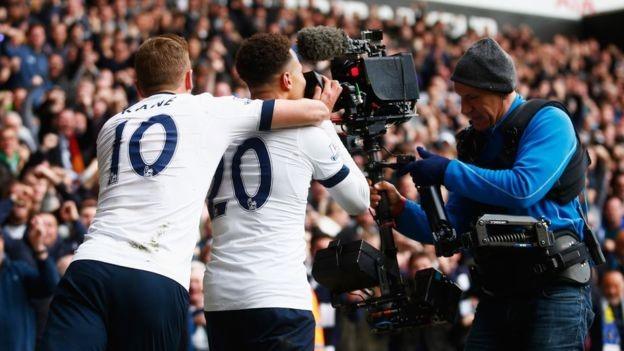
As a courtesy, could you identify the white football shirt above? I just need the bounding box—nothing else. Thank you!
[73,93,274,290]
[204,122,369,311]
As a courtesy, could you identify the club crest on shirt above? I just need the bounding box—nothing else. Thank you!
[247,198,257,210]
[144,166,154,177]
[329,143,339,161]
[233,96,252,105]
[108,173,118,185]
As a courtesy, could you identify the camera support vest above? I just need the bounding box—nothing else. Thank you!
[456,99,590,206]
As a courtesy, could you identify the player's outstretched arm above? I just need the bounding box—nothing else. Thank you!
[319,121,370,215]
[326,166,370,215]
[299,123,370,215]
[271,99,329,129]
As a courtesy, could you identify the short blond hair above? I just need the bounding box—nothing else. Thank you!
[134,34,191,96]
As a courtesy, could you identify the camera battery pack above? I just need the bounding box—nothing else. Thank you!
[312,239,382,293]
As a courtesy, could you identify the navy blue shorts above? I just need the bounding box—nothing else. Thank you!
[205,308,315,351]
[40,260,189,351]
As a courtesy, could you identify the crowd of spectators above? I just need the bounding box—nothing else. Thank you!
[1,0,624,350]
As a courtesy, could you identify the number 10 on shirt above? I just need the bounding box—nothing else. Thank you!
[108,114,178,185]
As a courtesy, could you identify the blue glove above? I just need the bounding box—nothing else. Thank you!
[398,147,451,186]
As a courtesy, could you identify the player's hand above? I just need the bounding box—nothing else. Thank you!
[314,76,342,115]
[370,180,406,216]
[330,109,344,123]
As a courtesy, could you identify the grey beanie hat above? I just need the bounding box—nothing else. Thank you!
[451,38,516,93]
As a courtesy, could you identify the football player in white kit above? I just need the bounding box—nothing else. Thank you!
[40,34,342,351]
[203,33,370,350]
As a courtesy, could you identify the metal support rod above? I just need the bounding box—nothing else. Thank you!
[363,135,403,294]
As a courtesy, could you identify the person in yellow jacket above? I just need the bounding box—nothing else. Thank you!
[312,289,326,350]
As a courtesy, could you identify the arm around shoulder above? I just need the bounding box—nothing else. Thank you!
[271,99,329,129]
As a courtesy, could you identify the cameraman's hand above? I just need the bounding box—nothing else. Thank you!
[398,147,450,187]
[313,76,342,115]
[370,180,406,217]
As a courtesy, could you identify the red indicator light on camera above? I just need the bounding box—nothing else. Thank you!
[350,67,360,77]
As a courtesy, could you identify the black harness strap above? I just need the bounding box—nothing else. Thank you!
[532,242,590,274]
[457,99,590,205]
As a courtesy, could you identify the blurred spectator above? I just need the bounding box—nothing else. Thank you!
[189,261,208,351]
[2,111,37,151]
[56,200,86,252]
[0,166,13,224]
[41,108,87,173]
[602,197,624,251]
[0,215,59,351]
[5,23,49,90]
[606,231,624,274]
[78,199,96,230]
[0,126,25,175]
[590,270,624,351]
[2,181,33,242]
[55,254,72,277]
[310,232,339,349]
[47,54,70,92]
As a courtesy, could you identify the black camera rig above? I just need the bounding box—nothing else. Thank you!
[310,29,462,334]
[312,149,462,333]
[420,190,604,285]
[309,29,603,330]
[303,29,419,135]
[330,30,419,128]
[463,214,554,249]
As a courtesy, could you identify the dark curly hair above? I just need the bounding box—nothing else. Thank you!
[235,33,292,88]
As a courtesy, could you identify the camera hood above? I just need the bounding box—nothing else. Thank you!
[363,53,419,102]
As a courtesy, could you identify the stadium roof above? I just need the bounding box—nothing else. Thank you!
[425,0,624,20]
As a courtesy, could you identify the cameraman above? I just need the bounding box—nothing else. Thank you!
[372,38,594,350]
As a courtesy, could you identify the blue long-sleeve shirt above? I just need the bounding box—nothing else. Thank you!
[397,95,586,243]
[5,45,49,90]
[0,256,59,351]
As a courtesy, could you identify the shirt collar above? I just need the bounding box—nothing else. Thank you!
[491,93,524,132]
